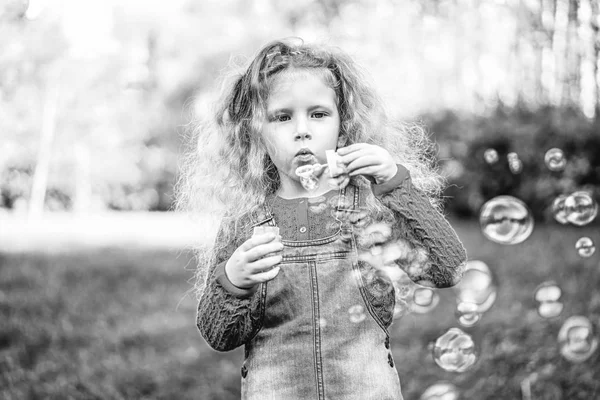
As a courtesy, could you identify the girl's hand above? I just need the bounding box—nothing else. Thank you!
[337,143,398,184]
[225,232,283,289]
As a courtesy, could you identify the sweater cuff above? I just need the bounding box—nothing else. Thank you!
[214,261,258,299]
[371,164,410,197]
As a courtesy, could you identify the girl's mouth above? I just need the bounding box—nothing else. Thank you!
[296,154,316,162]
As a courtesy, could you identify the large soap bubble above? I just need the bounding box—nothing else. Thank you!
[479,196,534,244]
[544,148,567,171]
[432,327,478,372]
[533,281,563,319]
[564,191,598,226]
[575,237,595,258]
[419,381,460,400]
[558,316,598,363]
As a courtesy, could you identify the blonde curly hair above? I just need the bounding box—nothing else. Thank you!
[174,38,445,298]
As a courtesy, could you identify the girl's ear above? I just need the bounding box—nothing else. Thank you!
[337,134,347,148]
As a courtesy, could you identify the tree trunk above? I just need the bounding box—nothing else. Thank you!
[28,67,61,219]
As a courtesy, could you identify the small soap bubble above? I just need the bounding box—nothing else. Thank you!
[558,316,598,363]
[544,148,566,171]
[419,381,460,400]
[319,317,327,329]
[537,302,564,319]
[565,191,598,226]
[483,148,498,164]
[456,301,482,327]
[534,281,562,303]
[411,287,440,314]
[551,195,569,224]
[479,196,534,244]
[509,159,523,174]
[575,237,595,258]
[453,260,497,314]
[507,152,519,162]
[432,328,478,372]
[348,304,366,323]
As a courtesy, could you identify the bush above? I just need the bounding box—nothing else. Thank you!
[421,105,600,223]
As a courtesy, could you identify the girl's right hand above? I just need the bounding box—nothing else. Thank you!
[225,233,283,289]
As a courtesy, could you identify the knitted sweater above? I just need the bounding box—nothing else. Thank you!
[197,165,467,351]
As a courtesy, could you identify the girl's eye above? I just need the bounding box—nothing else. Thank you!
[275,115,290,122]
[312,112,327,119]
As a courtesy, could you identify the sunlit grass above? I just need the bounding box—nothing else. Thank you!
[1,220,599,399]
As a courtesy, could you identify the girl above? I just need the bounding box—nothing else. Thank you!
[176,38,467,400]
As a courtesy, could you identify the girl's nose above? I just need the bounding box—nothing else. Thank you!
[294,117,311,140]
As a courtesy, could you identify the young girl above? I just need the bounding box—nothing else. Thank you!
[177,38,467,400]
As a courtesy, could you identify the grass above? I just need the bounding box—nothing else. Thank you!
[1,220,599,399]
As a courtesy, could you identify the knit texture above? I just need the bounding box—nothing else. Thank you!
[196,168,467,351]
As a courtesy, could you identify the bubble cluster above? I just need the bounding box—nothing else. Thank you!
[348,304,366,323]
[564,191,598,226]
[533,281,563,319]
[575,237,595,258]
[544,148,567,171]
[558,316,598,363]
[507,152,522,174]
[419,381,460,400]
[484,148,499,164]
[432,328,478,372]
[479,196,534,244]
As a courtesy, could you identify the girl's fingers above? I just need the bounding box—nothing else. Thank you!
[248,254,283,272]
[245,241,284,262]
[240,232,278,251]
[345,155,379,173]
[336,143,370,156]
[253,266,281,283]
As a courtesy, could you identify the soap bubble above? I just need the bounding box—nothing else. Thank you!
[455,301,481,327]
[479,196,534,244]
[507,152,519,162]
[411,287,440,314]
[534,281,563,318]
[575,237,595,258]
[507,152,523,174]
[565,191,598,226]
[432,328,478,372]
[544,148,567,171]
[483,148,498,164]
[295,163,325,192]
[558,316,598,363]
[551,195,569,224]
[419,381,460,400]
[348,304,366,323]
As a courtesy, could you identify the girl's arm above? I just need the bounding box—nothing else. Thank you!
[196,218,264,351]
[373,164,467,288]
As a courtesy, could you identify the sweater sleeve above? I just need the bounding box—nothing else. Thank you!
[196,217,265,351]
[373,165,467,288]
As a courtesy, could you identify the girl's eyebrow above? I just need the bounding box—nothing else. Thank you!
[268,104,335,115]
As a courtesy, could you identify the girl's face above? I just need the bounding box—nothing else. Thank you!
[261,70,342,193]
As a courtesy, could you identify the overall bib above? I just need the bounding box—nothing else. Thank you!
[241,185,403,400]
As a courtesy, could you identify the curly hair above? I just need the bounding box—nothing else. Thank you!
[174,38,445,298]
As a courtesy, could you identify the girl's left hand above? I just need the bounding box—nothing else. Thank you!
[337,143,398,184]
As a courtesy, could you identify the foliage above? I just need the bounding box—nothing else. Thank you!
[423,106,600,222]
[1,222,599,399]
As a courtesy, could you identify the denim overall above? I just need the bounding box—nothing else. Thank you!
[241,185,403,400]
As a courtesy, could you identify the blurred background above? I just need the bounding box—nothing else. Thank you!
[1,0,599,399]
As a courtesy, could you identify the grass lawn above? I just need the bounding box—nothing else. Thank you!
[1,220,599,399]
